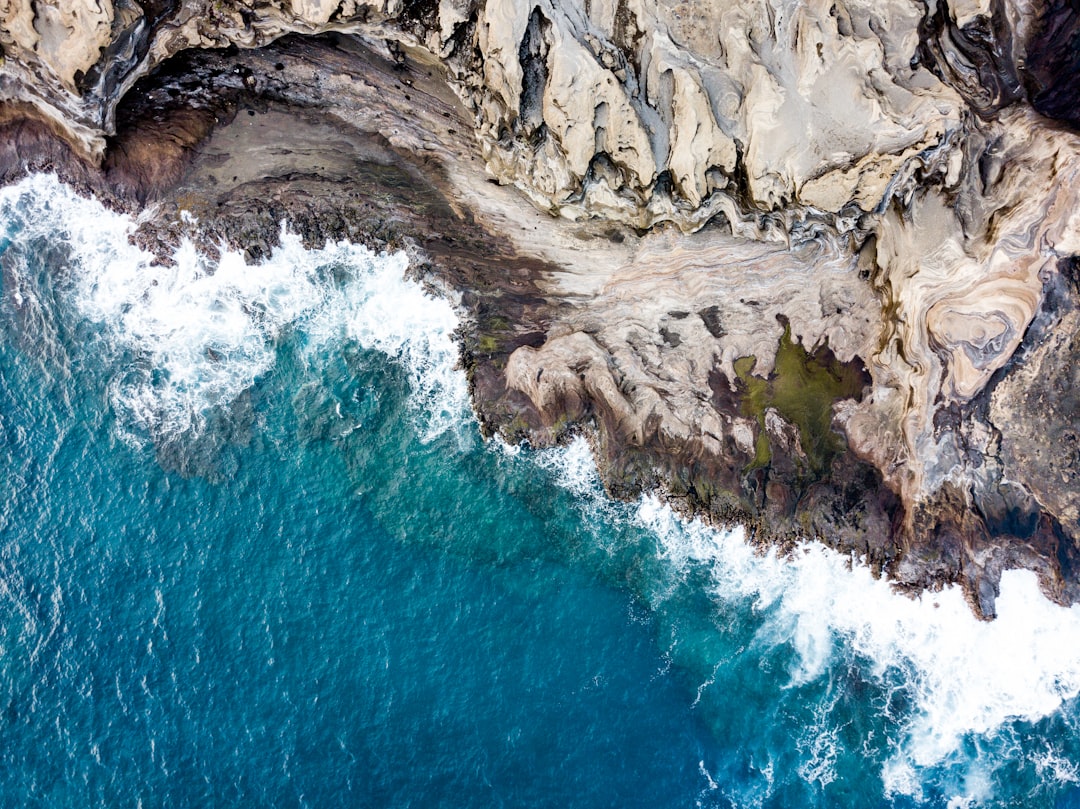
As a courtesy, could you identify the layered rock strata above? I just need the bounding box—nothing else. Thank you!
[3,0,1080,616]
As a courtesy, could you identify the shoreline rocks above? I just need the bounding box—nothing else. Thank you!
[4,2,1080,617]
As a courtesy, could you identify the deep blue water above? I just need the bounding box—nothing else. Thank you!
[4,175,1080,808]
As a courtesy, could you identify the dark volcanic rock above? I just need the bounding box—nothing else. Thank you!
[1022,0,1080,129]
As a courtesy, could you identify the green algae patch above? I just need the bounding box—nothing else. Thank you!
[476,334,500,354]
[733,323,868,476]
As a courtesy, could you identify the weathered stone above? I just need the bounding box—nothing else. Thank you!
[3,1,1080,615]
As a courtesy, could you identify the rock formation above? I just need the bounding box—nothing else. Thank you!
[3,0,1080,616]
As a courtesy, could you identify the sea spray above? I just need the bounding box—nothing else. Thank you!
[0,174,468,449]
[535,437,1080,801]
[648,497,1080,797]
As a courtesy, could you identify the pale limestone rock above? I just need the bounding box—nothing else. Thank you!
[438,0,468,44]
[650,34,737,205]
[841,107,1080,508]
[543,26,656,182]
[475,1,530,120]
[1,0,39,54]
[949,0,995,27]
[0,0,965,223]
[507,226,881,480]
[742,63,790,206]
[289,0,339,27]
[16,0,114,90]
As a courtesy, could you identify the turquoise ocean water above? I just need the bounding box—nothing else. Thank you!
[4,174,1080,807]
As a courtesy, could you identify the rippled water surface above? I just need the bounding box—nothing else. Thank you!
[3,175,1080,808]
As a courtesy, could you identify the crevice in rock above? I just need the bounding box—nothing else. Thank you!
[517,5,551,140]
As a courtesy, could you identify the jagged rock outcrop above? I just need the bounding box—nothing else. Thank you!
[3,0,1080,616]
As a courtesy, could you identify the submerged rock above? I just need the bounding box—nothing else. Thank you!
[3,0,1080,616]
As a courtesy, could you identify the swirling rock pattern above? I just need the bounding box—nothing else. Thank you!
[3,0,1080,615]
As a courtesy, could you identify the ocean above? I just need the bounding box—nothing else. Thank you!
[3,173,1080,807]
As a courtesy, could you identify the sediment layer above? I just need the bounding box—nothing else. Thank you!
[3,1,1080,616]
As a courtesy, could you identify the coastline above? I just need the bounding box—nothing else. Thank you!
[2,30,1079,618]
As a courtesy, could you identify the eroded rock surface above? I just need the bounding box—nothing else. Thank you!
[4,0,1080,615]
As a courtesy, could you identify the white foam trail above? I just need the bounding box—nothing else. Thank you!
[533,435,607,500]
[0,174,467,444]
[531,439,1080,797]
[530,435,632,559]
[306,247,467,443]
[634,495,1080,795]
[1032,745,1080,785]
[797,686,842,788]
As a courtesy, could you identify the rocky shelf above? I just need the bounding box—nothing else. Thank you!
[3,0,1080,617]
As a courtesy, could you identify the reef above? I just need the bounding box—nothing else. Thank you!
[3,0,1080,617]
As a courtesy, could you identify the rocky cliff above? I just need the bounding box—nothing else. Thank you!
[3,0,1080,616]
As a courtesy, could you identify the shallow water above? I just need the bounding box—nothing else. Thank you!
[2,174,1080,807]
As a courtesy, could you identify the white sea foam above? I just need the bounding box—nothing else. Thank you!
[531,435,631,558]
[533,435,607,501]
[530,435,1080,799]
[634,495,1080,795]
[1032,745,1080,785]
[0,174,467,445]
[797,688,843,788]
